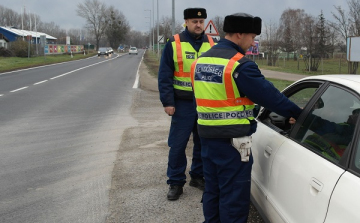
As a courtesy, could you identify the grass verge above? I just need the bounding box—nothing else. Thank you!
[0,52,97,73]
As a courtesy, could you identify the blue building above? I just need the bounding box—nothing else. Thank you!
[0,26,57,48]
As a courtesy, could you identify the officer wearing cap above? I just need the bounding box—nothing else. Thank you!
[158,8,216,201]
[190,13,302,222]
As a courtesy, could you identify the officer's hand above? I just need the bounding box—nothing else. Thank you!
[289,117,296,124]
[164,106,175,116]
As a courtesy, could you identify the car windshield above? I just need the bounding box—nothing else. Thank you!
[130,47,137,50]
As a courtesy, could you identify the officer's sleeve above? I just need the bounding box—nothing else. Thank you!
[158,41,175,107]
[234,62,302,119]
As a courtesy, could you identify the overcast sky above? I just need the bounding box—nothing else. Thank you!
[4,0,347,33]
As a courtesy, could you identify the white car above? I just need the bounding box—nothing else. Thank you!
[129,47,138,55]
[251,75,360,223]
[107,47,113,54]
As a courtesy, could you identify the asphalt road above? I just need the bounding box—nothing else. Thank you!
[0,51,142,222]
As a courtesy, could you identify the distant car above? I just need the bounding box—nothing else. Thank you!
[129,47,138,55]
[98,47,109,56]
[107,47,113,54]
[251,75,360,223]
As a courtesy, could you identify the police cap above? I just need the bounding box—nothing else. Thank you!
[223,13,262,35]
[183,8,207,19]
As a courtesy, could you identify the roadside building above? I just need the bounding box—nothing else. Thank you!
[0,26,57,46]
[0,33,9,49]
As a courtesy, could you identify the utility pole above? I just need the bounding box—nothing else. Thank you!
[145,9,151,49]
[152,0,155,52]
[157,0,159,57]
[172,0,175,35]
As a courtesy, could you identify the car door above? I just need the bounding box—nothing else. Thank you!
[252,81,360,222]
[251,81,323,222]
[251,121,290,222]
[325,108,360,223]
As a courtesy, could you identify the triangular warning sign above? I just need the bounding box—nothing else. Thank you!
[204,20,219,36]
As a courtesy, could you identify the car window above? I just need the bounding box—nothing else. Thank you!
[258,82,320,131]
[293,85,360,164]
[287,87,318,108]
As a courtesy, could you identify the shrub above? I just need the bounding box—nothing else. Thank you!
[0,47,13,57]
[10,39,34,57]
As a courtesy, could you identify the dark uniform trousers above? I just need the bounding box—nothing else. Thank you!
[201,137,253,223]
[166,98,203,185]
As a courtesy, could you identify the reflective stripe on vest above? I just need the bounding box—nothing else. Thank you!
[172,34,214,92]
[198,110,254,120]
[191,52,255,130]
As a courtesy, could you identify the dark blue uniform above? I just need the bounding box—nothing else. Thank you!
[199,38,302,222]
[158,28,209,186]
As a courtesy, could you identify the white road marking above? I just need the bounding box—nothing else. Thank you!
[10,86,29,92]
[0,55,98,76]
[50,55,120,80]
[2,53,128,97]
[132,52,145,89]
[50,73,68,79]
[34,80,48,85]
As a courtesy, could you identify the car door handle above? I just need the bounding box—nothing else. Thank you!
[264,146,272,158]
[310,177,324,193]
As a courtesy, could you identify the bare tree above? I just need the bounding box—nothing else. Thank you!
[331,6,350,42]
[76,0,109,50]
[301,15,317,55]
[261,20,282,66]
[332,1,360,73]
[158,16,182,40]
[278,9,309,60]
[348,0,360,35]
[211,16,225,38]
[0,5,21,27]
[38,21,66,42]
[124,30,147,48]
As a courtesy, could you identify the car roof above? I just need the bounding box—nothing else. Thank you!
[294,74,360,94]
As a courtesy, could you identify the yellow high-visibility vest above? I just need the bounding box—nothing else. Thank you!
[191,50,255,138]
[170,33,214,98]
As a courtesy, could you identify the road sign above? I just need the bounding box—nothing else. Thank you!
[40,35,46,47]
[158,35,164,43]
[204,20,219,36]
[182,23,186,29]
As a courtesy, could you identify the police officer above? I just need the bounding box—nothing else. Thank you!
[190,13,302,222]
[158,8,216,201]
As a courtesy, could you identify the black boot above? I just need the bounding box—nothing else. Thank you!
[189,177,205,191]
[167,185,183,200]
